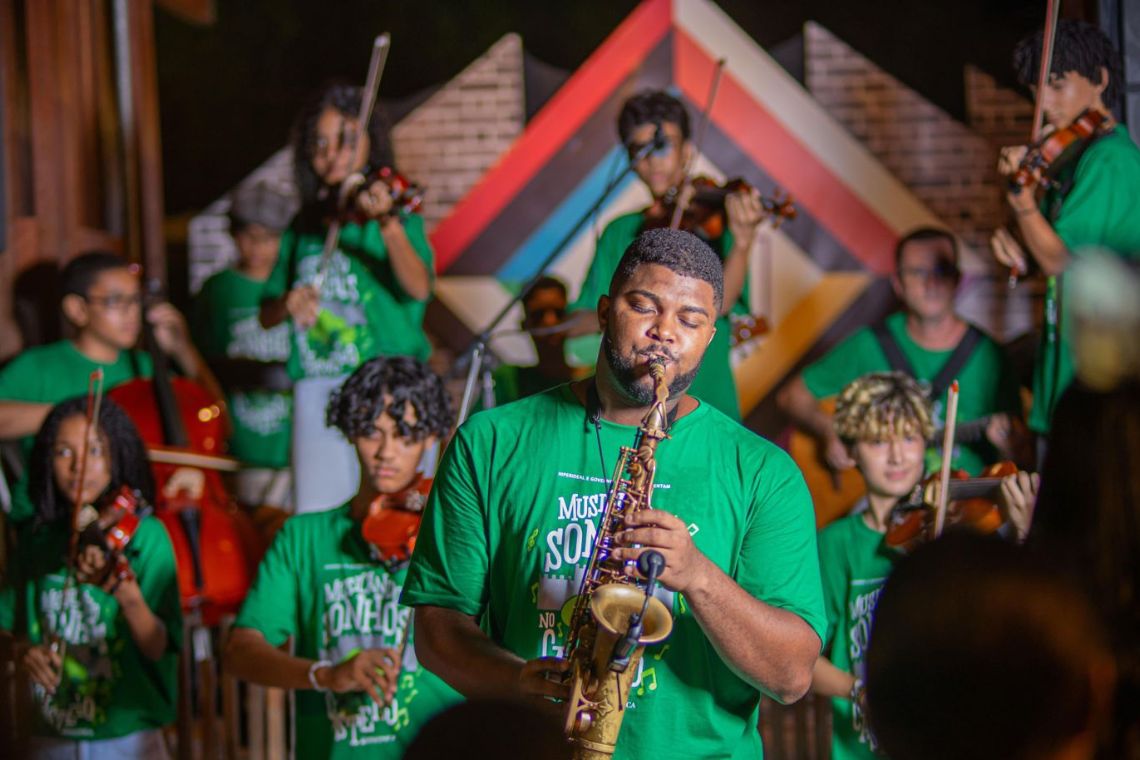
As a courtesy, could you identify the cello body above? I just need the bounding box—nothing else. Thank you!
[110,375,261,627]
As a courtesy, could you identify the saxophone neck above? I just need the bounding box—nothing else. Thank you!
[639,360,671,441]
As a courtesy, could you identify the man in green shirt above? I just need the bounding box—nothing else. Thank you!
[224,356,461,758]
[403,229,826,759]
[812,372,1037,760]
[992,20,1140,441]
[778,227,1023,479]
[192,179,296,509]
[563,90,769,421]
[492,276,582,406]
[0,252,217,524]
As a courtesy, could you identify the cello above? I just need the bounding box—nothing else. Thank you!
[108,278,260,628]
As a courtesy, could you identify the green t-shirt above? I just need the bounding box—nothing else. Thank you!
[800,312,1020,474]
[0,341,154,523]
[192,268,292,468]
[264,213,434,380]
[401,385,827,760]
[1033,125,1140,433]
[817,510,895,760]
[569,211,748,421]
[490,364,563,406]
[0,516,182,739]
[233,504,461,759]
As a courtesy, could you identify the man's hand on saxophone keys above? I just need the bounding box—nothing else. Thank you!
[612,509,712,595]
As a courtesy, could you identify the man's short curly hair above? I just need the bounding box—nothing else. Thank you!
[833,372,934,445]
[617,90,691,147]
[610,228,724,311]
[1014,20,1123,106]
[326,356,454,443]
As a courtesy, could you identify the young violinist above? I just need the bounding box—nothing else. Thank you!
[223,356,460,758]
[811,372,1037,760]
[563,90,768,420]
[991,20,1140,441]
[0,396,181,758]
[0,251,216,525]
[259,83,435,513]
[192,179,296,509]
[778,227,1024,479]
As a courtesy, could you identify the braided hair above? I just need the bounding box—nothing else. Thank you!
[833,372,934,445]
[327,356,454,443]
[27,396,155,528]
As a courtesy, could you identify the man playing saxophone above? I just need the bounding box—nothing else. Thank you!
[401,228,826,759]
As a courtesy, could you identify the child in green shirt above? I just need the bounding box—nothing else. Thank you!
[223,356,460,758]
[0,396,182,757]
[812,372,1037,760]
[0,252,219,524]
[192,179,296,509]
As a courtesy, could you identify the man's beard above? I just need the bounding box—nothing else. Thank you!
[602,329,702,405]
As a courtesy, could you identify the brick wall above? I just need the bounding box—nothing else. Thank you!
[391,33,525,232]
[804,21,1039,341]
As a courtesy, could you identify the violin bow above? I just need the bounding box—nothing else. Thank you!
[53,369,106,667]
[669,58,726,230]
[312,33,392,295]
[1009,0,1060,288]
[931,380,961,539]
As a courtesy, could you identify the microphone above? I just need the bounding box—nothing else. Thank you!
[627,123,669,164]
[609,550,667,673]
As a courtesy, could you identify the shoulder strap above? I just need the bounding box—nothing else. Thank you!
[929,326,984,400]
[871,320,916,377]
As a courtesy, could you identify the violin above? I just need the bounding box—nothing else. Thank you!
[329,165,426,226]
[1008,108,1110,194]
[76,485,151,586]
[884,460,1018,552]
[644,177,796,242]
[361,476,432,566]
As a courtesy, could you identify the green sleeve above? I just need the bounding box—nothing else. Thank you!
[491,364,521,407]
[801,328,880,399]
[401,428,489,616]
[358,213,436,302]
[1054,140,1140,258]
[0,582,15,632]
[262,225,297,301]
[0,352,40,400]
[132,518,184,651]
[570,219,629,313]
[233,516,301,647]
[737,446,827,655]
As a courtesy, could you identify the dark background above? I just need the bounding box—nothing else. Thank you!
[155,0,1051,216]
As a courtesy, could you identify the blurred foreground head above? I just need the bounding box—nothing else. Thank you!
[865,533,1115,760]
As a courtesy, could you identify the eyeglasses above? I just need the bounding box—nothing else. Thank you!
[85,293,143,311]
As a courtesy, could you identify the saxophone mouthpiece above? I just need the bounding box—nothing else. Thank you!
[648,360,666,380]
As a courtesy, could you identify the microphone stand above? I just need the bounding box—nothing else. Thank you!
[455,128,667,425]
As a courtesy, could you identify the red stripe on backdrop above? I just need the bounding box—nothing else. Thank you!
[674,30,897,275]
[430,0,673,272]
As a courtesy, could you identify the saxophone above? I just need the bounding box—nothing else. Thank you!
[563,361,676,759]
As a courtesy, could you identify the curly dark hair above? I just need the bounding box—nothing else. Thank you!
[28,396,155,527]
[617,90,691,147]
[292,82,395,212]
[327,356,454,443]
[1013,19,1123,107]
[610,228,724,311]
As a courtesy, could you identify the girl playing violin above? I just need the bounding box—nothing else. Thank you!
[990,20,1140,446]
[810,372,1037,760]
[223,356,460,759]
[0,396,181,758]
[259,83,435,513]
